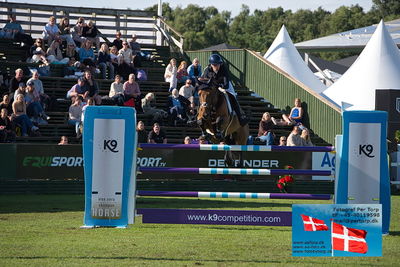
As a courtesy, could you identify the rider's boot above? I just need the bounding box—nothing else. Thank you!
[228,93,248,126]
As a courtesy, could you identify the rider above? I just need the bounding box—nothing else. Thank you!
[199,54,248,126]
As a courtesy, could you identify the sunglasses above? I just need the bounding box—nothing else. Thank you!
[123,43,128,45]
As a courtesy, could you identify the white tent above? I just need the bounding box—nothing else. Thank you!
[322,20,400,111]
[264,25,326,94]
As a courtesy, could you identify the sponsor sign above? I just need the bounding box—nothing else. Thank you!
[312,152,335,180]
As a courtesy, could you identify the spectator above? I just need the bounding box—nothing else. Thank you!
[300,128,313,146]
[0,108,16,142]
[79,39,96,72]
[141,92,168,124]
[136,120,148,144]
[82,20,100,51]
[186,101,198,126]
[97,43,115,80]
[164,58,177,91]
[58,135,69,145]
[47,40,70,64]
[81,97,95,124]
[71,17,87,47]
[111,31,123,51]
[118,41,134,79]
[278,136,287,146]
[183,136,192,144]
[1,14,33,47]
[9,68,25,98]
[148,122,167,144]
[68,96,83,136]
[187,57,202,85]
[24,81,49,124]
[42,16,59,46]
[81,70,101,105]
[109,45,119,72]
[58,17,74,45]
[64,42,78,60]
[29,38,48,65]
[176,61,189,84]
[108,75,124,105]
[287,125,303,146]
[128,33,154,67]
[123,73,141,111]
[166,88,190,126]
[0,94,13,115]
[26,70,50,111]
[282,98,303,126]
[66,77,87,101]
[13,85,26,101]
[179,79,195,103]
[12,94,39,136]
[256,112,277,145]
[197,135,208,144]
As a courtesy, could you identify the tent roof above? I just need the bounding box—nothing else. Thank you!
[264,25,326,94]
[322,20,400,111]
[295,18,400,51]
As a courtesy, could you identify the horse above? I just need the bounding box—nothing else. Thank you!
[197,86,249,166]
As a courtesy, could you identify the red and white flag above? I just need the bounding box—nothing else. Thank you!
[332,222,368,254]
[300,214,329,231]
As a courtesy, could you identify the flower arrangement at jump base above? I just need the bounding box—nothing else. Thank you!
[276,165,295,193]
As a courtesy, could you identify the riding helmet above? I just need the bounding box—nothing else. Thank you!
[209,54,223,65]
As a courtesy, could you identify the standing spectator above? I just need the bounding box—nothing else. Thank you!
[278,136,287,146]
[187,57,202,85]
[71,17,87,47]
[118,41,134,79]
[29,38,48,65]
[166,88,190,126]
[123,73,141,111]
[58,135,69,145]
[66,77,87,101]
[0,108,16,142]
[128,33,154,67]
[141,92,167,124]
[136,120,148,144]
[257,112,278,145]
[111,31,123,51]
[78,40,96,72]
[81,70,101,105]
[82,20,100,51]
[68,96,83,136]
[9,68,25,98]
[0,94,13,115]
[179,79,195,103]
[46,40,70,64]
[287,126,302,146]
[108,75,124,106]
[24,81,49,124]
[300,129,313,146]
[97,43,115,80]
[164,58,177,92]
[27,70,50,111]
[282,98,303,126]
[58,17,74,45]
[1,14,33,47]
[42,16,59,46]
[176,61,189,84]
[148,122,167,144]
[12,94,39,136]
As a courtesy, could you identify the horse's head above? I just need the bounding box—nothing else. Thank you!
[197,87,218,125]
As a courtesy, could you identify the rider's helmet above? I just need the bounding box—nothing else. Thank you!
[209,54,223,65]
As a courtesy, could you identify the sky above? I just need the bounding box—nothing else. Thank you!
[6,0,374,16]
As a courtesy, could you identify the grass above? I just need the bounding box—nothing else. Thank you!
[0,195,399,266]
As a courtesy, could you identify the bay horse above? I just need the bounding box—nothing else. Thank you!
[197,86,249,166]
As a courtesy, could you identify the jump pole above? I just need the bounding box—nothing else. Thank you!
[137,190,332,200]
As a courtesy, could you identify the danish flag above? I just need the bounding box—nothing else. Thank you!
[300,214,329,231]
[332,222,368,254]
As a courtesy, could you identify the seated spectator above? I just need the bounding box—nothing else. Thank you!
[9,68,25,98]
[47,39,70,64]
[81,70,101,105]
[128,33,154,67]
[187,57,202,85]
[0,108,16,142]
[183,136,192,144]
[186,101,198,126]
[141,92,168,124]
[29,38,48,65]
[71,17,87,47]
[109,45,119,71]
[82,20,100,51]
[164,58,177,91]
[97,43,115,80]
[256,112,277,145]
[24,81,49,124]
[58,135,69,145]
[67,77,87,101]
[26,70,50,111]
[78,40,96,73]
[148,122,167,144]
[118,41,134,79]
[108,75,124,106]
[64,41,78,60]
[13,85,25,101]
[81,98,95,124]
[176,61,189,83]
[282,98,303,126]
[166,88,190,126]
[68,96,83,136]
[58,17,74,45]
[12,94,39,136]
[179,79,195,103]
[1,14,33,47]
[123,73,141,111]
[300,128,313,146]
[278,136,287,146]
[0,94,13,115]
[111,31,123,51]
[287,125,302,146]
[42,16,59,46]
[136,120,148,144]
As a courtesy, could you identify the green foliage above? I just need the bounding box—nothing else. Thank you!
[395,130,400,143]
